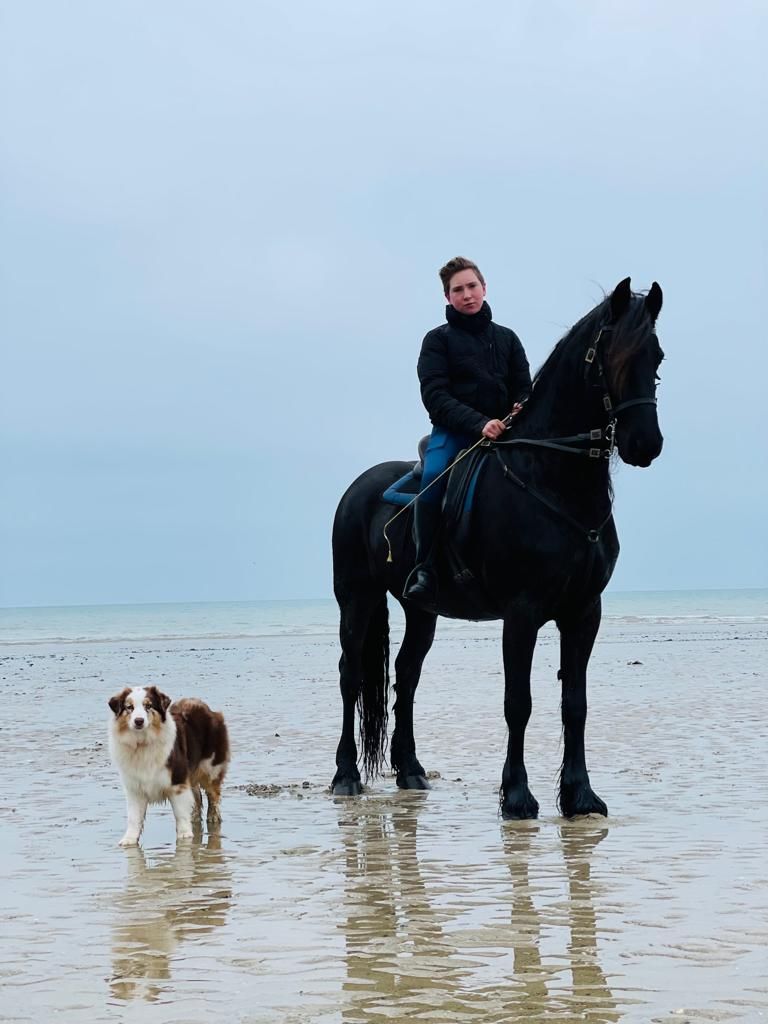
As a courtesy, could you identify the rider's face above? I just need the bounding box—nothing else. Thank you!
[446,270,486,315]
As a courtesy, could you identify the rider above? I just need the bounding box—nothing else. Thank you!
[403,257,531,610]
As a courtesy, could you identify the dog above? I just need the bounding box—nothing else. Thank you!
[108,685,230,846]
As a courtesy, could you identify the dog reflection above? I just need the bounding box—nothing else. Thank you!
[109,831,231,1003]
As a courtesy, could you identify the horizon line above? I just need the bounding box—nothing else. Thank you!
[2,585,767,613]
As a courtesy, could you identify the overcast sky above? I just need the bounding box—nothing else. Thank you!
[1,0,766,607]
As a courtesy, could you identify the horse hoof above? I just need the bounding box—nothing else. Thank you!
[560,785,607,819]
[396,774,431,791]
[331,778,363,797]
[501,790,540,820]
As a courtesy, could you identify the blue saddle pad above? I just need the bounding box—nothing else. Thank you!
[381,436,429,507]
[382,440,487,523]
[382,469,419,507]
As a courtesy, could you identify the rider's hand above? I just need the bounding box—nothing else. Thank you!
[509,402,524,417]
[482,418,506,440]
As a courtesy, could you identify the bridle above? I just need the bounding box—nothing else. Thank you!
[494,322,657,460]
[491,319,659,543]
[585,323,658,421]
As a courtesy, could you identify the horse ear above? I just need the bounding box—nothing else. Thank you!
[610,277,632,320]
[645,281,663,322]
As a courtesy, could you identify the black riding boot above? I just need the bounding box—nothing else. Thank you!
[403,500,441,612]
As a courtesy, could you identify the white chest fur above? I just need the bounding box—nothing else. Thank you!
[110,716,178,803]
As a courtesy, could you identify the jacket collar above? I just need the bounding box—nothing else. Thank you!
[445,300,492,335]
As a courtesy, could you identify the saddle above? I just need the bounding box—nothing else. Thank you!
[382,437,492,587]
[441,444,491,586]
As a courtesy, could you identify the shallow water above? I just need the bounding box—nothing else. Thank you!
[1,613,766,1022]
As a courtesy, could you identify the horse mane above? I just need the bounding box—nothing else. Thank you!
[531,289,657,399]
[531,299,607,392]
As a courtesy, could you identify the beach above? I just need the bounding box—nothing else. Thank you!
[1,594,766,1023]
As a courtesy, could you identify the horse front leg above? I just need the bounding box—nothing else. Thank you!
[556,600,607,818]
[500,615,540,820]
[391,603,437,790]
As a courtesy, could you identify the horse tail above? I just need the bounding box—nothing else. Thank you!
[357,596,390,780]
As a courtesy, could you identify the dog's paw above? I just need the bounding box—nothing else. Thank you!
[118,834,139,847]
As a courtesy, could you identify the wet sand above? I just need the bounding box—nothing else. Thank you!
[1,616,766,1022]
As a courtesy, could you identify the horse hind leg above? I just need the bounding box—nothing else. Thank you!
[391,602,437,790]
[556,601,608,818]
[331,590,390,796]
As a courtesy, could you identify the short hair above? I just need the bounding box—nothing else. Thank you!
[439,256,485,295]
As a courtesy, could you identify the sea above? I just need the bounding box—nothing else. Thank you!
[1,588,765,646]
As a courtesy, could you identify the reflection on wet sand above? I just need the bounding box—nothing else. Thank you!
[559,825,619,1023]
[337,795,469,1022]
[499,824,619,1022]
[109,829,232,1003]
[500,824,549,1010]
[337,798,618,1022]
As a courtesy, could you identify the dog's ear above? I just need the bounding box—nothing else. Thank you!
[108,687,132,716]
[146,686,172,718]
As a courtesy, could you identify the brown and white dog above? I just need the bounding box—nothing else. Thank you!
[108,686,230,846]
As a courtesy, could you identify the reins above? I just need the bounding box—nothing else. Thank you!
[494,454,615,544]
[383,318,658,559]
[493,424,615,460]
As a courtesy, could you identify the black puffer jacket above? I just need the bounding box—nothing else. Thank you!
[418,302,531,435]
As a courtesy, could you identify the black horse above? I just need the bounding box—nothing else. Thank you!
[331,278,664,818]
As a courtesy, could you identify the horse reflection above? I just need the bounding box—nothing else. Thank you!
[499,825,549,1009]
[559,825,618,1022]
[109,830,231,1003]
[337,796,469,1022]
[497,823,618,1022]
[337,798,618,1022]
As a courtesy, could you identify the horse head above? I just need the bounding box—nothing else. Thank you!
[602,277,664,468]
